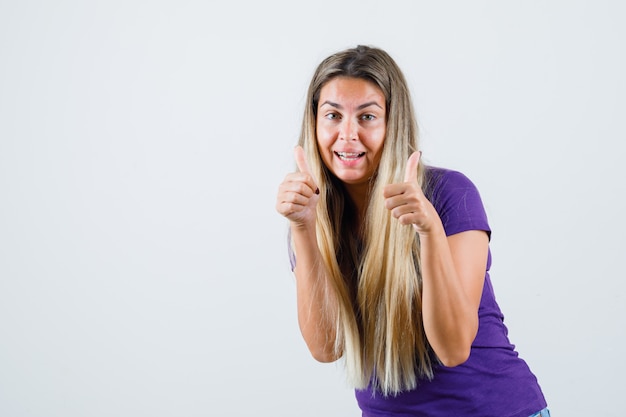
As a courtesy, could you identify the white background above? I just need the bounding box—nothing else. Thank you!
[1,1,624,416]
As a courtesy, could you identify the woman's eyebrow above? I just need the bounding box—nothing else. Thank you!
[319,100,383,110]
[357,101,383,110]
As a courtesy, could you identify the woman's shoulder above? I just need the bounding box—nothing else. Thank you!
[424,165,479,197]
[423,165,490,236]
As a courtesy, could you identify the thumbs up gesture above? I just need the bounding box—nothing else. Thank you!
[276,146,320,228]
[383,151,436,234]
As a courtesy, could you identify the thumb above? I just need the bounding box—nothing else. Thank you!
[404,151,422,183]
[294,145,312,174]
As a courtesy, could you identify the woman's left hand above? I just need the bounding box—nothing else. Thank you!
[383,151,439,235]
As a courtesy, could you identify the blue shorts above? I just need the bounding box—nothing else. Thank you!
[530,408,550,417]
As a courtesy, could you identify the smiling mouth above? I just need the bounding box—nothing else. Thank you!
[335,151,365,161]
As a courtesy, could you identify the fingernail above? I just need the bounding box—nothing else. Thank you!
[315,188,320,195]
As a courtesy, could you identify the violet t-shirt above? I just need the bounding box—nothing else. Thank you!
[355,167,547,417]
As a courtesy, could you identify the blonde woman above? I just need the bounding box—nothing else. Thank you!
[276,45,548,417]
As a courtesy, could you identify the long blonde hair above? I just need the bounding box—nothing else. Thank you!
[297,45,434,395]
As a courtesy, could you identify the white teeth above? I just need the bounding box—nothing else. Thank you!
[336,152,364,160]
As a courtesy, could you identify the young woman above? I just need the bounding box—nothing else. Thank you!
[276,45,548,417]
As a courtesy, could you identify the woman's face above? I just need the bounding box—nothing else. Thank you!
[316,76,386,190]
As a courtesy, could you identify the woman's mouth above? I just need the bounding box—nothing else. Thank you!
[335,151,365,161]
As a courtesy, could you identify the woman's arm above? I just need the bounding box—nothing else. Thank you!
[290,223,340,362]
[384,152,488,366]
[419,227,488,366]
[276,147,339,362]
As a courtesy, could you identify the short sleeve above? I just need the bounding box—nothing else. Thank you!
[424,167,491,239]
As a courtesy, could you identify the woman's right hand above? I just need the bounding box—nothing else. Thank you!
[276,146,320,228]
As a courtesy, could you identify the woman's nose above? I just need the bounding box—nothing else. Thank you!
[339,119,357,141]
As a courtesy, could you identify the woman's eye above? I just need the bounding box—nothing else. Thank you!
[361,114,375,121]
[325,113,339,120]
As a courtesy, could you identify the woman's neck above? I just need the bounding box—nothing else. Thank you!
[344,183,370,231]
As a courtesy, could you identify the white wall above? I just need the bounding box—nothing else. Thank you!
[1,1,624,416]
